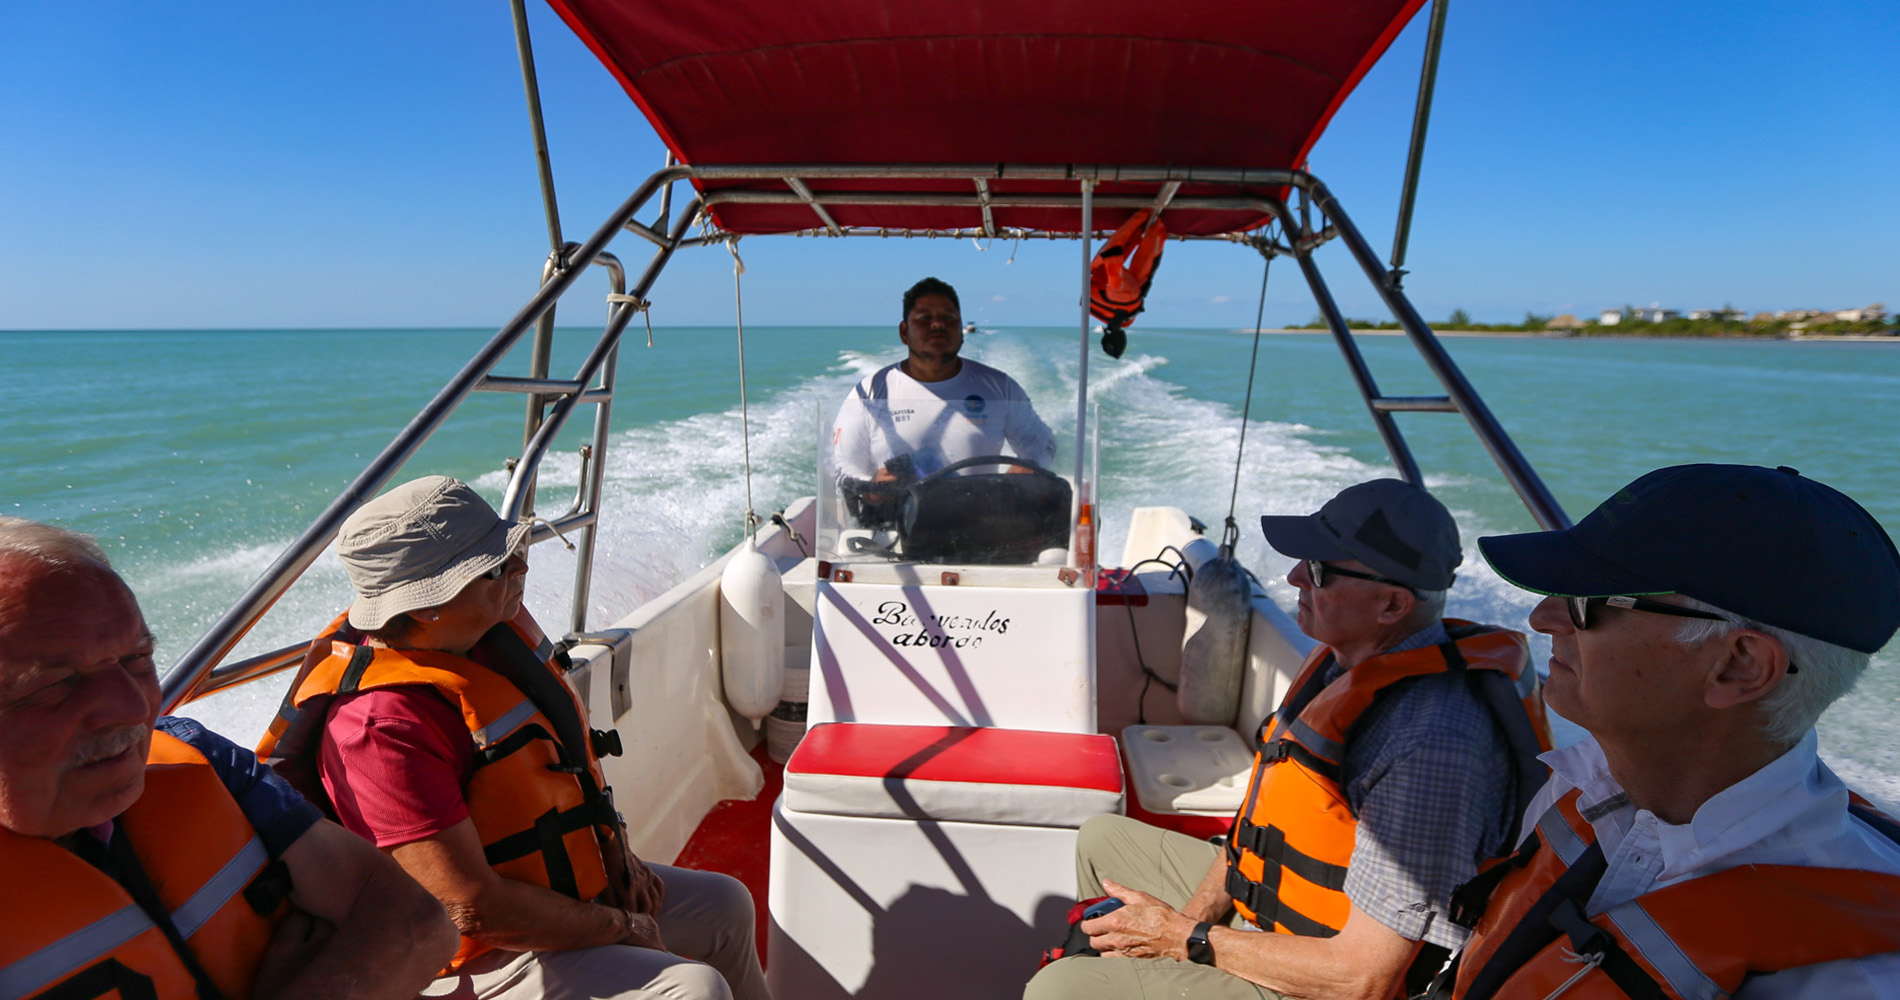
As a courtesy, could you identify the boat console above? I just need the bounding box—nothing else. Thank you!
[769,415,1119,997]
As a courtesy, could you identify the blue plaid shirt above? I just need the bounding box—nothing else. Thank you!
[1311,622,1518,949]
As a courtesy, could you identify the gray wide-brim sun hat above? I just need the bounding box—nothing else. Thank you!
[338,476,531,630]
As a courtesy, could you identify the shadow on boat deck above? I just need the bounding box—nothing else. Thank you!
[674,741,782,964]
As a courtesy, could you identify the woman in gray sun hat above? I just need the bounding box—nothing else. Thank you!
[258,476,766,1000]
[335,475,535,645]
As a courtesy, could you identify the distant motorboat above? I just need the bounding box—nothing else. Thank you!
[963,321,978,335]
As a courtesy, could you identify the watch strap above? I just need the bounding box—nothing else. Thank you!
[1187,921,1216,965]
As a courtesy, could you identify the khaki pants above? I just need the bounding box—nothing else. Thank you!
[423,864,768,1000]
[1023,815,1283,1000]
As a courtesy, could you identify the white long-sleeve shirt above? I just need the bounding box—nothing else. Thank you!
[830,359,1055,483]
[1515,730,1900,998]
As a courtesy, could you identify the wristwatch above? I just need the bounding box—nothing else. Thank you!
[1186,921,1216,965]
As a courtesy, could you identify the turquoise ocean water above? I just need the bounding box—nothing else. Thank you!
[6,326,1898,807]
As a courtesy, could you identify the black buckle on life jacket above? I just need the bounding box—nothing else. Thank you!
[1548,898,1609,956]
[1225,864,1266,917]
[591,728,623,758]
[594,785,622,828]
[1448,832,1542,929]
[1231,818,1270,857]
[1259,735,1343,786]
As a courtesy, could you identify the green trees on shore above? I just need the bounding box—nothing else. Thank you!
[1295,310,1899,337]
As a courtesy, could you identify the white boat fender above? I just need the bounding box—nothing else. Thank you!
[1179,535,1221,572]
[1177,549,1252,726]
[720,539,786,727]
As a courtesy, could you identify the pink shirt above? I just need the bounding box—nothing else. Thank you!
[318,685,474,848]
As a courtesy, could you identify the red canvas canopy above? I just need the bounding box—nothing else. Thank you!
[545,0,1426,236]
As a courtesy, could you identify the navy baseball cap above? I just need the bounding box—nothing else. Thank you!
[1260,479,1461,591]
[1478,464,1900,653]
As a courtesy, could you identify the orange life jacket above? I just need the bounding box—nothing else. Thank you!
[1442,787,1900,999]
[0,731,291,1000]
[1089,209,1167,335]
[256,609,621,970]
[1225,621,1552,939]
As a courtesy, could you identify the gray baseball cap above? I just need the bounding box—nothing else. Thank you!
[337,476,530,630]
[1259,479,1461,591]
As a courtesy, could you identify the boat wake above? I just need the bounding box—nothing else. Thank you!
[171,326,1896,810]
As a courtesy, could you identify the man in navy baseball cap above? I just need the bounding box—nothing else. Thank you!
[1446,465,1900,997]
[1479,463,1900,655]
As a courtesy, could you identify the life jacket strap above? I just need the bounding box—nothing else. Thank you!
[336,644,378,694]
[1223,865,1339,938]
[473,722,558,769]
[1547,898,1669,1000]
[1402,941,1454,999]
[1455,841,1610,1000]
[1448,831,1543,930]
[1850,798,1900,845]
[1259,736,1344,785]
[1230,819,1350,893]
[1226,818,1347,939]
[481,800,608,900]
[82,824,232,1000]
[31,957,161,1000]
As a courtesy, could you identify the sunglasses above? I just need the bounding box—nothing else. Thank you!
[1562,595,1801,672]
[1305,559,1413,592]
[1562,594,1723,630]
[481,553,522,581]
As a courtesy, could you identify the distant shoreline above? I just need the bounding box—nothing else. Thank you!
[1239,328,1900,343]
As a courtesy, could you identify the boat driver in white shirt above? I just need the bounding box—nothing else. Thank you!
[830,277,1055,511]
[1440,464,1900,999]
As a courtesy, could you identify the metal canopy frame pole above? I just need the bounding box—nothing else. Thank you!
[510,0,567,514]
[509,0,564,254]
[1387,0,1451,288]
[168,158,1572,708]
[1300,177,1570,530]
[1289,245,1425,487]
[161,166,693,711]
[569,339,619,635]
[1071,181,1094,565]
[500,198,706,526]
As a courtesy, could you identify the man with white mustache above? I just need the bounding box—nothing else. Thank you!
[0,516,457,1000]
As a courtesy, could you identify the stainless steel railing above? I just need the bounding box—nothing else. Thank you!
[161,165,700,710]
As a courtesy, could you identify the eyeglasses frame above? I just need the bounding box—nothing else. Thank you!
[1305,558,1415,594]
[481,549,525,581]
[1563,594,1798,673]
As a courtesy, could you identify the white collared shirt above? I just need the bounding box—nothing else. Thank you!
[831,359,1054,482]
[1518,731,1900,998]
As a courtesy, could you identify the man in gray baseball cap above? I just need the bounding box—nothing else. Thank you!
[1030,479,1549,1000]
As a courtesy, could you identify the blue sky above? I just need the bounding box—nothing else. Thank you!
[2,1,1894,330]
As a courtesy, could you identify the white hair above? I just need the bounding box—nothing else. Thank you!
[0,517,110,570]
[1672,595,1869,747]
[1413,587,1448,622]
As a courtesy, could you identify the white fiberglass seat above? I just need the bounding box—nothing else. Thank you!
[768,723,1124,999]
